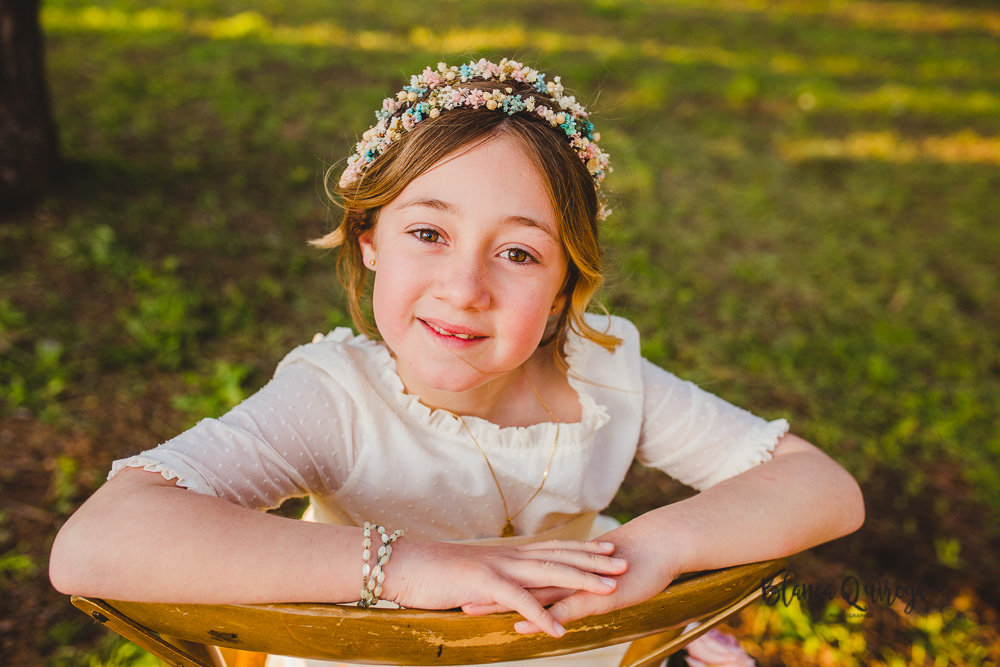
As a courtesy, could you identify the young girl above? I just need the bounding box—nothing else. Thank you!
[50,58,864,665]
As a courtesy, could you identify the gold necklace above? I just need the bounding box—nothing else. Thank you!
[454,366,561,538]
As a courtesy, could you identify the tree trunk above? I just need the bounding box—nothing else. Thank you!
[0,0,60,214]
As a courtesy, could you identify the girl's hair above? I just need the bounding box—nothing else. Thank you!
[312,76,621,358]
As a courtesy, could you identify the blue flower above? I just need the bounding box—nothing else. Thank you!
[533,73,547,94]
[502,95,526,115]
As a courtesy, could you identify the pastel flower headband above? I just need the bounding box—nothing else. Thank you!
[339,58,613,220]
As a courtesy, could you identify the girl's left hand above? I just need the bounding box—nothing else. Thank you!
[501,521,684,634]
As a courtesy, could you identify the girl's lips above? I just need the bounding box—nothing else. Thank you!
[419,319,486,340]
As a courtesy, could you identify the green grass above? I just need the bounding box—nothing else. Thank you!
[2,1,999,664]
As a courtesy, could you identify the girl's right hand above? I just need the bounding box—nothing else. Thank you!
[382,538,628,638]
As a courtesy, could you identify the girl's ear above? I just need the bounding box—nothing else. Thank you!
[551,293,567,315]
[358,229,377,270]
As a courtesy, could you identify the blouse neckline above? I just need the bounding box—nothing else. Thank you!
[323,327,611,449]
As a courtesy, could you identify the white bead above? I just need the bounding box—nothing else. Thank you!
[378,545,386,558]
[362,563,370,576]
[379,555,389,566]
[374,585,382,597]
[385,545,392,556]
[362,549,370,561]
[376,571,385,584]
[381,533,389,543]
[367,578,377,591]
[363,537,371,548]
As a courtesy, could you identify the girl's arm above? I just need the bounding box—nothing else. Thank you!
[49,467,626,637]
[511,432,864,633]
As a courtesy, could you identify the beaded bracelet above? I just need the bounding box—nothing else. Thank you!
[358,521,404,608]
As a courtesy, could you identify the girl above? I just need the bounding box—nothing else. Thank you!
[50,58,864,665]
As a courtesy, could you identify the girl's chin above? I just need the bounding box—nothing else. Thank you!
[400,362,517,397]
[408,373,493,395]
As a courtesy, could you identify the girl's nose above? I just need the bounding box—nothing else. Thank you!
[434,252,491,311]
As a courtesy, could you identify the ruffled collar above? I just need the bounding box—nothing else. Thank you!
[321,328,611,450]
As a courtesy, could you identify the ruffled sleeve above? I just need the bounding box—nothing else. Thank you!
[108,329,366,510]
[636,358,789,491]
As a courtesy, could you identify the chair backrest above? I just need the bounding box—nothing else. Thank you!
[71,558,786,667]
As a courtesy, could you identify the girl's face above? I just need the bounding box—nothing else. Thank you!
[359,134,568,399]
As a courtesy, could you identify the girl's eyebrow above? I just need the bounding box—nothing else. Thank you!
[397,197,558,239]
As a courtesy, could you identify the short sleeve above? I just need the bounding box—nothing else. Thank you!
[636,359,789,491]
[108,354,362,510]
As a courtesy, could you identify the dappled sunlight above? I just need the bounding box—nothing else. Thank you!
[9,2,1000,666]
[42,7,996,84]
[646,0,1000,38]
[779,131,1000,165]
[796,84,1000,118]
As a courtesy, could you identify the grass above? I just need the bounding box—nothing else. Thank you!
[1,0,999,664]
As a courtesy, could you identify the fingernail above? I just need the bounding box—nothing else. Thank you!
[553,621,565,637]
[515,621,529,633]
[598,541,614,549]
[611,557,627,567]
[600,576,617,587]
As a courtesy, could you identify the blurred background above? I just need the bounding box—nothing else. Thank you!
[1,1,998,665]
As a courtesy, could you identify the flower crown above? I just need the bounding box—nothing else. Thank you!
[339,58,612,220]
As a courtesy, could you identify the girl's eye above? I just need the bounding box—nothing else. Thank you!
[500,248,535,264]
[413,229,441,243]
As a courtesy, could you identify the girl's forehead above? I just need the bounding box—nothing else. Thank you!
[387,136,560,235]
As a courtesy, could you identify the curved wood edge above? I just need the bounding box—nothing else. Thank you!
[619,569,790,667]
[70,596,217,667]
[75,559,787,665]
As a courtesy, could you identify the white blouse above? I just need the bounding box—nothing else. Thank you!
[110,315,788,540]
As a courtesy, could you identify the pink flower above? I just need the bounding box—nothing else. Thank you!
[422,67,442,87]
[685,630,756,667]
[466,89,486,108]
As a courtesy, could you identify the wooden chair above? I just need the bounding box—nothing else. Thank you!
[70,558,786,667]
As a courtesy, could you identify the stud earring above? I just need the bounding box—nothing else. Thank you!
[369,259,376,267]
[550,304,559,314]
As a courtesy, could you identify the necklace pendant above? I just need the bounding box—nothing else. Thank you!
[501,519,517,538]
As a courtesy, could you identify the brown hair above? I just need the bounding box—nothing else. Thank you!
[312,78,620,358]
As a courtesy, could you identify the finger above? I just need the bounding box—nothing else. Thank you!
[517,539,617,555]
[528,586,574,606]
[505,559,620,597]
[492,582,566,638]
[516,591,616,634]
[547,590,615,627]
[514,619,543,634]
[463,588,571,615]
[462,602,508,615]
[516,548,628,576]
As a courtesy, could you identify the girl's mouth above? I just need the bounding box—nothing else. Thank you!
[420,319,485,340]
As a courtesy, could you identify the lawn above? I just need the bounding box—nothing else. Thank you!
[2,0,999,664]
